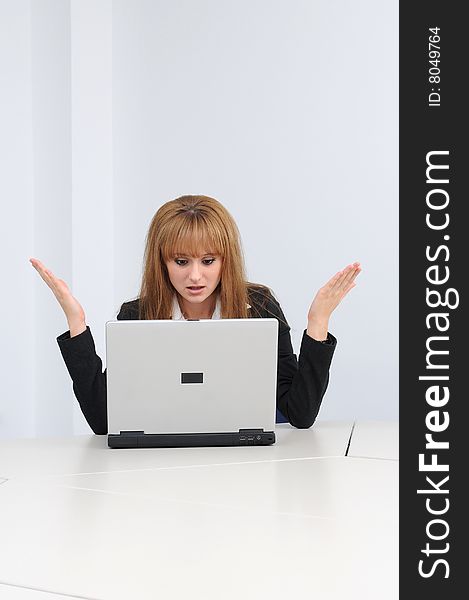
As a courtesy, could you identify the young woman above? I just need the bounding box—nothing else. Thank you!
[30,195,361,434]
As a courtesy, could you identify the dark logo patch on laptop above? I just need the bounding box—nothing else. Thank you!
[181,372,204,384]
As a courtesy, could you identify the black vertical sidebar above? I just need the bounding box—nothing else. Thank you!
[400,2,465,596]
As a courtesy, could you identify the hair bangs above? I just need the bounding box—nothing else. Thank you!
[161,213,225,261]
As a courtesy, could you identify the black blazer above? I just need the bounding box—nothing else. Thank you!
[57,287,336,434]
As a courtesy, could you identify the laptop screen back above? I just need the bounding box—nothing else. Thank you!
[105,318,278,435]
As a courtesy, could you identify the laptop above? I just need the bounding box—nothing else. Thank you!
[105,318,278,448]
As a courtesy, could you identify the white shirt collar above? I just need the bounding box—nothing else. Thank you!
[171,295,222,320]
[171,295,251,320]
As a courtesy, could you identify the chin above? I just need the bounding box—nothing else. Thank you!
[185,296,206,304]
[183,290,210,302]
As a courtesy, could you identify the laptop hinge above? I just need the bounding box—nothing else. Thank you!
[119,430,145,436]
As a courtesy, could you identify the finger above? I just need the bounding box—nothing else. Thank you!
[30,258,48,275]
[34,264,54,283]
[328,270,343,286]
[350,266,362,283]
[342,281,357,296]
[342,261,360,271]
[327,265,352,292]
[320,271,342,293]
[346,264,362,286]
[30,258,43,272]
[323,262,361,294]
[32,263,50,282]
[31,260,60,291]
[338,263,361,290]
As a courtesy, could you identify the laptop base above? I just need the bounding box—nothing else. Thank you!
[108,429,276,448]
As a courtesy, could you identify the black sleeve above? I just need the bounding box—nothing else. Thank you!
[57,305,132,435]
[264,294,337,429]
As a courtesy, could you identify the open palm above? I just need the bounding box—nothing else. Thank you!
[29,258,85,324]
[308,262,361,324]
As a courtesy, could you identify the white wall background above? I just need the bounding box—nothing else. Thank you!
[0,0,398,438]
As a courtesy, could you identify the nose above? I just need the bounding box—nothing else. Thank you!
[188,262,202,283]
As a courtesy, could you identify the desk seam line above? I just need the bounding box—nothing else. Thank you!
[0,580,101,600]
[344,421,356,456]
[347,454,399,462]
[12,454,351,481]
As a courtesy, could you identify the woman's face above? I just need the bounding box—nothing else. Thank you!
[165,251,223,306]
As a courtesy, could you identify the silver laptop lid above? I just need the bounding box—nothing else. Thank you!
[105,319,278,435]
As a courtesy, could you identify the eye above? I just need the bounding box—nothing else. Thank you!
[202,258,216,265]
[175,258,188,266]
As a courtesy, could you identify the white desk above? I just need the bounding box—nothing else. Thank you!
[0,421,353,481]
[347,420,399,460]
[0,586,75,600]
[0,421,398,600]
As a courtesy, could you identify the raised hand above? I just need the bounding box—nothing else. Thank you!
[29,258,86,336]
[306,262,361,341]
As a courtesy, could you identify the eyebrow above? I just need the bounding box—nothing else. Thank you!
[174,253,219,258]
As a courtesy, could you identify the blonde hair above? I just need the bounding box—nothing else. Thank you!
[139,195,256,319]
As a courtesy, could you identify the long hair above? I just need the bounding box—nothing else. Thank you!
[139,195,266,320]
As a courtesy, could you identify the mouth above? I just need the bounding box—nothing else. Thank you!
[186,286,206,294]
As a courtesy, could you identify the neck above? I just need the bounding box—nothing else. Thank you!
[177,293,217,320]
